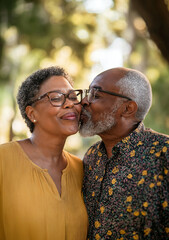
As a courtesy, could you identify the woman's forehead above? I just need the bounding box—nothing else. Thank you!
[39,76,73,93]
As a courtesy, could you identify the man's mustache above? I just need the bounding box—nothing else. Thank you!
[80,108,91,119]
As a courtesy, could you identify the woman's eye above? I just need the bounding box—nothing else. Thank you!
[51,97,62,102]
[69,96,77,100]
[69,93,78,101]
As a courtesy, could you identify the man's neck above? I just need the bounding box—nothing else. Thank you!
[100,135,122,159]
[99,122,139,159]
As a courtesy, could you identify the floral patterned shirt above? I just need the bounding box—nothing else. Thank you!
[83,123,169,240]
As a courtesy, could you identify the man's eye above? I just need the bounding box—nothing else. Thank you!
[94,94,100,99]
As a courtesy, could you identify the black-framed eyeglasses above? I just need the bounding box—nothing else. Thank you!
[84,87,132,103]
[29,89,83,107]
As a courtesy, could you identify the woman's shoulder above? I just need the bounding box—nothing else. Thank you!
[64,151,84,183]
[0,142,19,167]
[0,141,21,162]
[0,141,18,152]
[64,150,82,162]
[64,151,83,169]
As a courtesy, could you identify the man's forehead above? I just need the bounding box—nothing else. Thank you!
[89,74,116,90]
[89,69,127,89]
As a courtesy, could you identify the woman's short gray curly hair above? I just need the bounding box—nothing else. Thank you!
[17,66,73,133]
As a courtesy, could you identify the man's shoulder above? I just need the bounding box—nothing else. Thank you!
[144,128,169,145]
[145,127,169,137]
[138,128,169,158]
[83,141,102,162]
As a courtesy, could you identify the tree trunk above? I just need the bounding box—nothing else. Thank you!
[130,0,169,63]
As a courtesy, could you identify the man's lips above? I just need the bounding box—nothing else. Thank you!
[61,112,78,120]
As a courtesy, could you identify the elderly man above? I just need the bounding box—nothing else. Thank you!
[80,67,169,240]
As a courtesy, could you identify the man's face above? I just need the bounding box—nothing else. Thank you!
[79,72,123,137]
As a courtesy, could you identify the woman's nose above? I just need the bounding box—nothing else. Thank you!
[63,98,74,108]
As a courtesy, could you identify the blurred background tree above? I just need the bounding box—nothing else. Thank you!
[0,0,169,157]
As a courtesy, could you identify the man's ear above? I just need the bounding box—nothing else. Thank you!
[25,106,37,123]
[120,101,138,118]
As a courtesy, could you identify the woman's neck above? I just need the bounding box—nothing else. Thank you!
[29,133,66,163]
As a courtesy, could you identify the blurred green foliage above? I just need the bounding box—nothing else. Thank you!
[0,0,169,157]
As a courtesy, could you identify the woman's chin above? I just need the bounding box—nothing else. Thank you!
[64,125,79,136]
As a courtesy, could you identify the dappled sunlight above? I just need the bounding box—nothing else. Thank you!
[0,106,14,144]
[133,17,146,31]
[12,118,27,135]
[146,68,160,83]
[76,29,90,42]
[7,45,29,63]
[44,0,63,22]
[84,0,113,13]
[65,133,82,152]
[129,52,142,65]
[4,27,18,45]
[89,37,131,79]
[40,46,81,76]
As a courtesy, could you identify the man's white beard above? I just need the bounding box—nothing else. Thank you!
[79,108,117,137]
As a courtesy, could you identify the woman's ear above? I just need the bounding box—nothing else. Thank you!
[120,101,138,118]
[25,106,37,123]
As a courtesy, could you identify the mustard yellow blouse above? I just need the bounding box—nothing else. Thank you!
[0,141,88,240]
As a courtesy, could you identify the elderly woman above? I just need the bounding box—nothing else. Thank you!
[0,66,88,240]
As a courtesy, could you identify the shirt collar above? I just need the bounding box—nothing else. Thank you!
[117,122,145,148]
[97,122,145,154]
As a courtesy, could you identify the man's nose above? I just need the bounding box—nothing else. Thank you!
[81,96,90,106]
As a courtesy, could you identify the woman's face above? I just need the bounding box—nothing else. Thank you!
[27,75,81,137]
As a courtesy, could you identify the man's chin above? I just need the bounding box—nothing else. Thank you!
[79,131,94,137]
[79,114,116,137]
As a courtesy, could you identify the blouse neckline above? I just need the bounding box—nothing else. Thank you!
[14,141,70,174]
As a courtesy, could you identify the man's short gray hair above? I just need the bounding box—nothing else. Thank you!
[116,70,152,121]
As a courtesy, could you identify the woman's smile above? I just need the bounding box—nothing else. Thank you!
[61,112,78,120]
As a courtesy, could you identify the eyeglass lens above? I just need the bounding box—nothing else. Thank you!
[49,90,81,106]
[87,88,96,103]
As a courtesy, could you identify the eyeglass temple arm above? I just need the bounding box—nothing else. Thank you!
[99,89,132,101]
[86,87,132,101]
[29,93,48,105]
